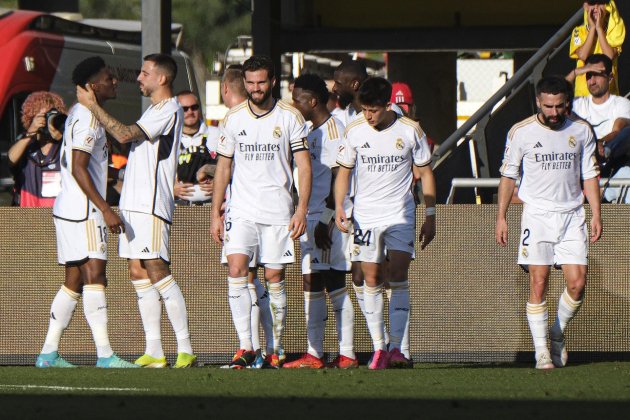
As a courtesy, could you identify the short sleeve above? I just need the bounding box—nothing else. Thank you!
[336,133,356,169]
[217,120,236,158]
[289,116,309,153]
[71,117,99,155]
[499,130,523,179]
[136,103,176,142]
[413,130,432,167]
[581,127,599,180]
[569,26,586,59]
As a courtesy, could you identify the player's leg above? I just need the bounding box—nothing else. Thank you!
[264,265,287,367]
[527,265,553,369]
[362,261,389,369]
[143,257,196,368]
[250,267,274,357]
[36,265,81,368]
[226,253,256,368]
[385,249,412,368]
[325,269,358,368]
[247,269,262,362]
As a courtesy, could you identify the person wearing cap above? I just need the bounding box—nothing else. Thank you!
[174,90,219,205]
[570,0,625,97]
[391,82,416,119]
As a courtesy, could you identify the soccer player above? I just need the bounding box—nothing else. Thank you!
[335,77,436,369]
[211,55,311,368]
[283,74,357,369]
[496,76,602,369]
[77,53,196,368]
[36,57,136,368]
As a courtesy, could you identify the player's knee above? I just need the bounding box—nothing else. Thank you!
[228,266,248,278]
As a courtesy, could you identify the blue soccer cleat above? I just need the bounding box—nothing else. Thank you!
[35,351,76,368]
[97,353,139,368]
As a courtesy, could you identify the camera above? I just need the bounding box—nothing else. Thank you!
[41,108,67,137]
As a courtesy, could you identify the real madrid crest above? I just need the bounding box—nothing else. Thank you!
[568,136,576,148]
[224,234,230,243]
[521,247,528,258]
[352,245,361,256]
[273,126,282,138]
[395,138,404,150]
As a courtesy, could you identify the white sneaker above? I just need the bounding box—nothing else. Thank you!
[535,352,554,370]
[550,332,568,368]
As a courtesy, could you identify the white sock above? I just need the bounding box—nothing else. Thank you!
[132,279,164,358]
[384,287,391,347]
[551,288,583,337]
[248,283,261,352]
[329,288,355,359]
[41,286,80,354]
[155,275,193,355]
[305,291,326,359]
[228,276,252,351]
[352,283,367,318]
[526,301,549,358]
[388,281,410,351]
[268,280,287,352]
[253,278,274,354]
[83,284,113,358]
[364,284,386,351]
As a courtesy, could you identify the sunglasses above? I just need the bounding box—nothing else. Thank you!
[585,72,608,80]
[182,104,200,112]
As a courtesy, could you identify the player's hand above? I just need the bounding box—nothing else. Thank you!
[314,221,333,250]
[174,182,194,199]
[211,213,224,244]
[103,208,125,234]
[199,180,214,197]
[288,208,307,239]
[495,218,508,246]
[335,208,350,233]
[77,84,97,109]
[590,215,602,243]
[419,216,435,250]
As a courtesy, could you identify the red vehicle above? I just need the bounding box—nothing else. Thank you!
[0,9,199,197]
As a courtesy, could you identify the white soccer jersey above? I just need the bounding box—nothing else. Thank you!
[500,115,599,212]
[53,103,108,222]
[337,115,431,228]
[218,99,308,225]
[180,122,220,152]
[119,97,182,222]
[333,103,403,127]
[572,95,630,139]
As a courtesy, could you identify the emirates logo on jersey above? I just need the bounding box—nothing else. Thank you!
[568,136,576,148]
[273,126,282,138]
[395,138,404,150]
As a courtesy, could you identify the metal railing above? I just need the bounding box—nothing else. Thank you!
[447,178,630,204]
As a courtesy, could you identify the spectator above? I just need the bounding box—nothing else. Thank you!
[571,54,630,176]
[174,90,219,205]
[569,0,625,97]
[8,91,67,207]
[390,82,416,118]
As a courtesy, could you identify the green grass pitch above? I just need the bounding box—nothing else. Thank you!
[2,363,630,419]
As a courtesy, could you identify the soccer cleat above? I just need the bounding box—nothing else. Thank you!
[327,355,359,369]
[97,354,139,368]
[174,352,197,368]
[35,352,76,368]
[283,353,325,369]
[368,350,390,370]
[535,352,555,370]
[550,332,568,368]
[262,353,282,369]
[228,349,256,369]
[388,348,412,369]
[249,351,265,369]
[134,353,168,368]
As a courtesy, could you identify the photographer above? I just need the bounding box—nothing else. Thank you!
[8,91,67,207]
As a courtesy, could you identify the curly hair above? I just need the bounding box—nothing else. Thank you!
[20,91,67,130]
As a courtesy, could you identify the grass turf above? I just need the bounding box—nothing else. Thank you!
[1,362,630,419]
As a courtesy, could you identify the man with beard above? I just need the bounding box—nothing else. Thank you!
[496,76,602,370]
[77,53,196,368]
[570,54,630,175]
[211,55,311,368]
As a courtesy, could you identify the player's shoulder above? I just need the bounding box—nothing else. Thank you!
[397,115,424,137]
[566,114,592,128]
[69,103,99,130]
[222,101,248,125]
[508,115,538,139]
[154,97,179,113]
[277,100,306,124]
[344,114,367,137]
[322,116,344,141]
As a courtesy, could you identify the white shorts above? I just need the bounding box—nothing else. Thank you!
[518,204,588,267]
[221,246,259,268]
[300,219,352,274]
[119,210,170,262]
[223,215,294,266]
[54,214,107,265]
[350,222,415,264]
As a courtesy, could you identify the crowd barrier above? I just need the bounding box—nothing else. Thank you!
[0,205,628,365]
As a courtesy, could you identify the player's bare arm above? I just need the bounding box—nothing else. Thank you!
[414,164,436,250]
[289,147,312,240]
[334,166,352,233]
[496,176,517,246]
[583,177,602,243]
[210,155,233,244]
[76,84,144,143]
[72,150,124,234]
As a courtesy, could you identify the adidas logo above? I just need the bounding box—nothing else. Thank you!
[311,258,319,264]
[238,130,247,136]
[360,142,371,148]
[141,247,150,253]
[283,250,293,257]
[534,142,543,148]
